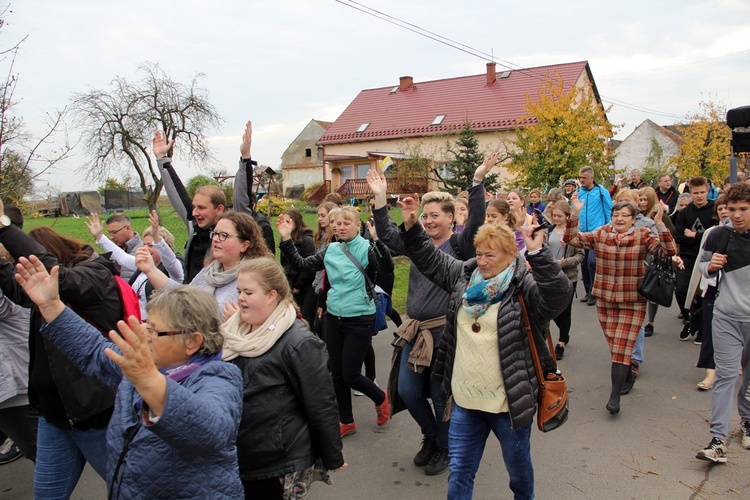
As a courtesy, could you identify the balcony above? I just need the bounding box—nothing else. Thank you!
[337,177,428,199]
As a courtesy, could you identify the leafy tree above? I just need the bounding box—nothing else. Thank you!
[507,76,617,190]
[186,174,220,198]
[668,99,730,182]
[440,121,501,194]
[0,10,72,204]
[98,177,128,195]
[71,63,222,212]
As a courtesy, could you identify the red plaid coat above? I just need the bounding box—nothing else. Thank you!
[563,217,677,303]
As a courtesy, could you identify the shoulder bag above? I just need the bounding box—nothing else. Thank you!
[339,243,391,334]
[637,249,676,307]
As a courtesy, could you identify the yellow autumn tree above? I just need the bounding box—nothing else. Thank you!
[668,99,730,182]
[507,75,617,189]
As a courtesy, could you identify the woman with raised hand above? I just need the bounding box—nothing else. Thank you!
[14,255,244,499]
[396,192,571,499]
[564,195,677,414]
[222,257,345,498]
[277,207,389,438]
[137,211,271,316]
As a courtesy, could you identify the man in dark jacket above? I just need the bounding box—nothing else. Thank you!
[656,173,678,213]
[154,131,226,283]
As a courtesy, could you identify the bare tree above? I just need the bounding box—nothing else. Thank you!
[0,9,73,204]
[71,62,222,211]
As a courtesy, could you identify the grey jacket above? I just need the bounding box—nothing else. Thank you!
[0,287,31,408]
[401,223,572,429]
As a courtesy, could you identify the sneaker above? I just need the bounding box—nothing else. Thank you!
[376,390,390,426]
[644,324,654,337]
[340,422,357,438]
[424,447,449,476]
[554,344,565,360]
[0,439,22,465]
[678,312,684,320]
[696,437,727,463]
[413,437,438,466]
[679,323,692,341]
[580,293,590,303]
[694,331,703,345]
[741,421,750,450]
[587,295,597,306]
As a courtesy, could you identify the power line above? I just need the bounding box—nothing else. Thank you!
[336,0,690,121]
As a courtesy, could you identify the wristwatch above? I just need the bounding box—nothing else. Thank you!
[0,214,10,228]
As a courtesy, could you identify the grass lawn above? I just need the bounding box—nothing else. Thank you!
[21,207,411,314]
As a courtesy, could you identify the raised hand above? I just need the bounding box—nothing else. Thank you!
[366,219,378,241]
[653,200,664,224]
[475,151,502,181]
[152,131,174,159]
[149,210,162,244]
[366,168,387,197]
[276,215,293,241]
[398,193,420,230]
[15,256,64,319]
[222,300,239,322]
[570,192,584,216]
[104,317,164,402]
[519,224,544,253]
[240,121,252,158]
[135,246,155,274]
[85,213,104,240]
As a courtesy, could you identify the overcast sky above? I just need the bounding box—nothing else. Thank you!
[4,0,750,194]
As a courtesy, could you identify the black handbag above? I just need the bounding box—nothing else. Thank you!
[637,250,676,307]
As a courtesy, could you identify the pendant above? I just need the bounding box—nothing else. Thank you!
[471,322,480,333]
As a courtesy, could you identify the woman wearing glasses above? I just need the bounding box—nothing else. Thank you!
[564,195,676,414]
[137,211,271,317]
[14,257,244,499]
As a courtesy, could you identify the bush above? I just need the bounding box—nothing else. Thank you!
[186,175,220,198]
[300,183,321,202]
[255,196,296,217]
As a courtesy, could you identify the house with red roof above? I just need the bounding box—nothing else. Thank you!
[316,60,603,200]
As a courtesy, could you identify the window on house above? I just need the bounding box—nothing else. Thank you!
[500,71,512,79]
[436,163,454,179]
[431,114,446,126]
[356,164,370,179]
[356,122,370,133]
[305,148,312,158]
[340,166,353,181]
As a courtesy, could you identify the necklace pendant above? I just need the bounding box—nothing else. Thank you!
[471,322,480,333]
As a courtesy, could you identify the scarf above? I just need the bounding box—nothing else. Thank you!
[221,301,297,361]
[200,260,241,294]
[461,258,516,320]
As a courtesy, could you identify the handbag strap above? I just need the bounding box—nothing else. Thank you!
[339,243,376,301]
[518,293,547,392]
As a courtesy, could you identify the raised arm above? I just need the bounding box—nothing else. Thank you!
[154,131,192,226]
[563,192,598,249]
[367,168,406,254]
[455,153,499,258]
[234,121,257,215]
[277,217,326,273]
[400,217,464,293]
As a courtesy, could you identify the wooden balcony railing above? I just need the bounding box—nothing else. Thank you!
[337,178,428,198]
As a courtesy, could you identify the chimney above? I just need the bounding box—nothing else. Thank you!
[399,76,414,91]
[486,62,497,85]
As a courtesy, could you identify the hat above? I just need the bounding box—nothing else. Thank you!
[562,179,577,188]
[4,205,23,229]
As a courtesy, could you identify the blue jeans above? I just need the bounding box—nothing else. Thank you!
[398,340,448,448]
[34,416,108,499]
[631,325,646,365]
[447,404,534,500]
[581,249,596,295]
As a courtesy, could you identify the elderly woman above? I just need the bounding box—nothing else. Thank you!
[222,257,344,498]
[565,195,677,414]
[396,194,571,499]
[14,256,244,498]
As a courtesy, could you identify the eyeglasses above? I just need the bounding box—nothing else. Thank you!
[142,324,182,338]
[611,213,634,219]
[108,225,129,235]
[209,231,236,242]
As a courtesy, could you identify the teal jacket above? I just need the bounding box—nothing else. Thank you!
[280,234,379,317]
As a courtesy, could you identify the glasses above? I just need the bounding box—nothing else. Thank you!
[108,225,128,235]
[209,231,236,242]
[611,213,634,219]
[142,324,182,338]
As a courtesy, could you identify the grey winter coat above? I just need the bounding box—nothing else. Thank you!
[401,224,572,429]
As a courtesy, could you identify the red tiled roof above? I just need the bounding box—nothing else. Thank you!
[319,61,595,145]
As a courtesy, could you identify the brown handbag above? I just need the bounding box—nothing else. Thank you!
[518,293,569,432]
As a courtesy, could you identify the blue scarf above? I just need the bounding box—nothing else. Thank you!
[461,259,517,321]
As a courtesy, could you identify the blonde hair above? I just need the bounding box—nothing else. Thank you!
[421,191,455,215]
[638,186,658,218]
[473,223,518,258]
[142,225,176,251]
[237,257,291,305]
[614,188,639,204]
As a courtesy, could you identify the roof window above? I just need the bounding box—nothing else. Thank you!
[500,71,512,79]
[431,114,446,126]
[356,122,370,133]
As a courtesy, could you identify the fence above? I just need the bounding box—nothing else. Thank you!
[104,190,147,211]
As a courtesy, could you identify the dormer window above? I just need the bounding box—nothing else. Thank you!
[356,122,370,133]
[431,114,446,126]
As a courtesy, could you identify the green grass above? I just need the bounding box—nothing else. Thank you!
[21,206,411,314]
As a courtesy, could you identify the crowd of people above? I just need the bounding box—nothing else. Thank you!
[1,120,749,498]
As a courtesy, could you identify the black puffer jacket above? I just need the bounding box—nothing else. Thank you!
[401,224,572,429]
[0,224,121,428]
[229,319,343,481]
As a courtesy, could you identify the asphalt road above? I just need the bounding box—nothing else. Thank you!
[2,293,749,499]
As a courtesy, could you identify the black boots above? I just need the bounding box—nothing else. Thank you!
[620,364,636,395]
[606,363,631,414]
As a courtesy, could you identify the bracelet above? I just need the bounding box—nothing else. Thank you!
[472,177,483,185]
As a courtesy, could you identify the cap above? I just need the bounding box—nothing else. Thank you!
[562,179,577,187]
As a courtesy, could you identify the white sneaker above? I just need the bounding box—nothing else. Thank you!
[742,421,750,450]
